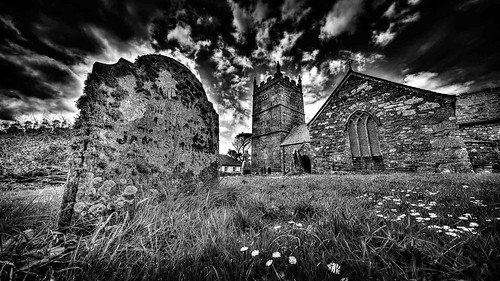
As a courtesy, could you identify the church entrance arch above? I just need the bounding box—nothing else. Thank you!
[301,155,311,173]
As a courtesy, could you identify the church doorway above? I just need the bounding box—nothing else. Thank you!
[301,155,312,173]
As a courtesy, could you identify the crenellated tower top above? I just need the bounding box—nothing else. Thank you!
[253,62,302,95]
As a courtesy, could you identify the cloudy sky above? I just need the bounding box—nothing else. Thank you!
[1,0,499,153]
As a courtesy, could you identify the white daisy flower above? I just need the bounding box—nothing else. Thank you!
[327,262,341,274]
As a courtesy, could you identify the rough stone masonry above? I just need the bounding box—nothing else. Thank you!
[59,55,219,227]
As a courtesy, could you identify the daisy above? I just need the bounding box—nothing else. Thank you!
[327,262,341,274]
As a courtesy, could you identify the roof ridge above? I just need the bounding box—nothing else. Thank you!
[307,70,455,126]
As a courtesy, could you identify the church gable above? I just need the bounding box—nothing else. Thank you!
[309,71,454,127]
[309,70,471,173]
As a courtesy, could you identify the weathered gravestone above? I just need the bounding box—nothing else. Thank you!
[59,55,219,227]
[241,150,251,175]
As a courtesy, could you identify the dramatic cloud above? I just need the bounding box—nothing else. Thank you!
[167,24,194,48]
[281,0,310,23]
[269,31,303,63]
[1,0,499,154]
[252,0,269,23]
[302,50,319,62]
[403,72,474,95]
[372,23,397,47]
[320,0,365,39]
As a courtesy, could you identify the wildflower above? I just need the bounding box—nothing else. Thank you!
[240,247,248,252]
[327,262,341,274]
[266,260,273,266]
[273,225,282,230]
[74,202,86,213]
[458,216,468,220]
[272,252,281,258]
[469,222,479,227]
[251,250,259,257]
[463,185,469,189]
[390,209,397,212]
[123,185,138,195]
[445,231,458,237]
[429,213,437,218]
[296,223,303,228]
[88,203,106,214]
[288,256,297,265]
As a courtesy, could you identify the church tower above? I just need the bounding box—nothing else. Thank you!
[251,62,305,173]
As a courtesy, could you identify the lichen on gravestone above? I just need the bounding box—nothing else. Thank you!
[59,55,219,228]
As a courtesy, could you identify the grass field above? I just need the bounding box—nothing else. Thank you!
[1,173,500,280]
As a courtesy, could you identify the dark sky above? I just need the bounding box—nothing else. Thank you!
[1,0,499,153]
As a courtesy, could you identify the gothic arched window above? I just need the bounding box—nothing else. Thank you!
[346,111,383,169]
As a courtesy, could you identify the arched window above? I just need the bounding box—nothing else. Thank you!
[346,111,383,169]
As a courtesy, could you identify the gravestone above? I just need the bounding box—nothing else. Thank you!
[59,55,219,227]
[241,150,251,175]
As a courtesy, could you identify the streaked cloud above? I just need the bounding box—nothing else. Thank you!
[320,0,365,39]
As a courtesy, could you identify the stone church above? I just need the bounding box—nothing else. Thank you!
[251,63,500,174]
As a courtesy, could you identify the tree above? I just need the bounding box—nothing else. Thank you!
[231,132,252,161]
[227,149,241,161]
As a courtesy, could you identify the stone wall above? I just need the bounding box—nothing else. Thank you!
[281,142,314,174]
[309,72,473,173]
[252,132,287,172]
[464,141,500,173]
[59,55,219,227]
[456,87,500,125]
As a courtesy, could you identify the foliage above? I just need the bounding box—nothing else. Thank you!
[0,130,75,185]
[227,149,240,161]
[232,132,252,161]
[1,174,500,280]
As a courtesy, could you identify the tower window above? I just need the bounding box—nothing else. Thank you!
[346,111,383,169]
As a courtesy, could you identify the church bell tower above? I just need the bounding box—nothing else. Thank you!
[251,62,305,173]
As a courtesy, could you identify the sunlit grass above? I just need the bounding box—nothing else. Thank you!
[1,173,500,280]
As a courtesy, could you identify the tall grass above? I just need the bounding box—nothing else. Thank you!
[2,173,500,280]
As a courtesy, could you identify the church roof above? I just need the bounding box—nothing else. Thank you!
[218,154,242,166]
[280,124,311,146]
[307,70,454,126]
